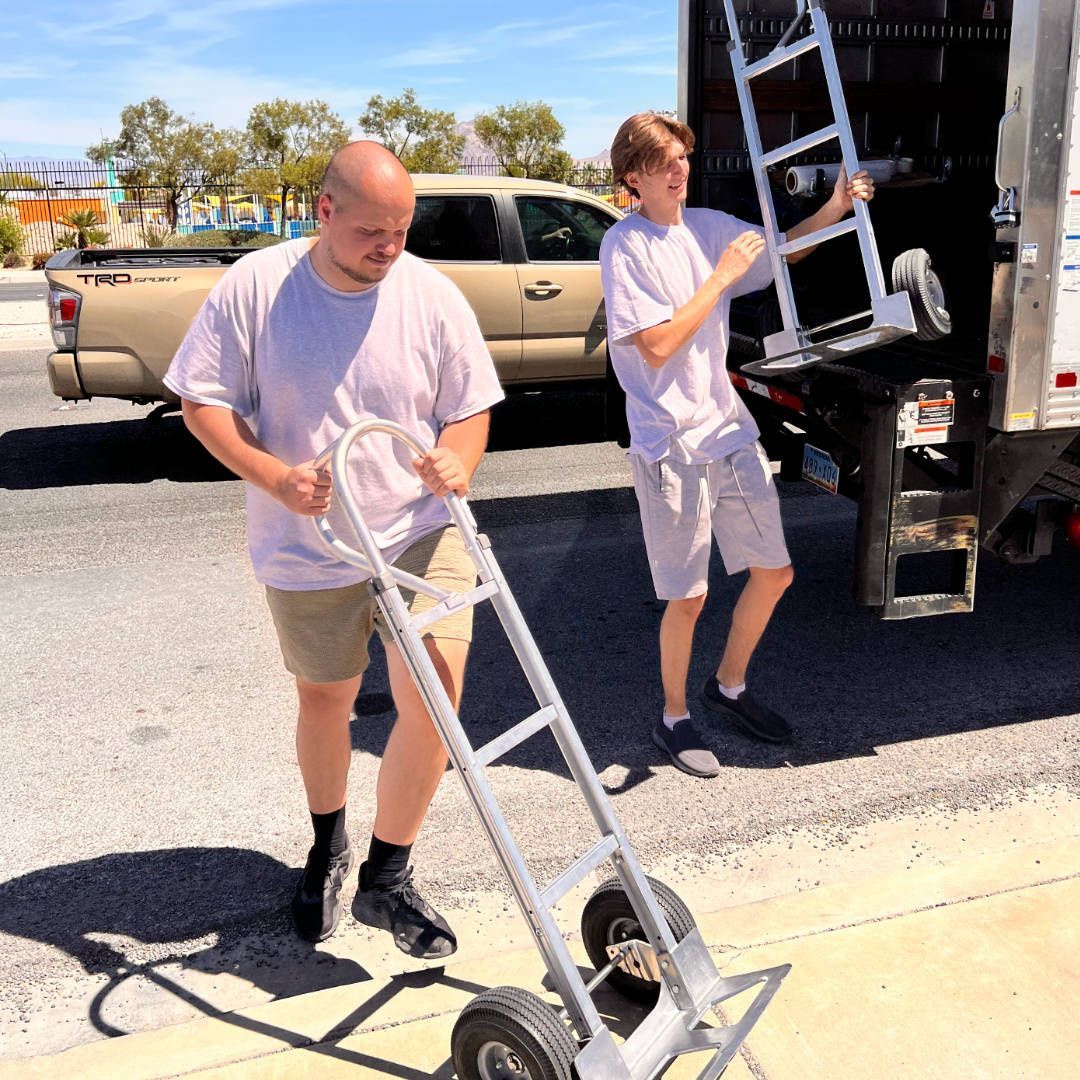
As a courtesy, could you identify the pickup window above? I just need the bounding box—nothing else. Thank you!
[407,195,501,261]
[515,196,616,262]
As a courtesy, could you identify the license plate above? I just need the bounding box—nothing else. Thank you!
[802,443,839,494]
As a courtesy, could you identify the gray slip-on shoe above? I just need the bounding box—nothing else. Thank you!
[651,718,721,777]
[700,678,792,744]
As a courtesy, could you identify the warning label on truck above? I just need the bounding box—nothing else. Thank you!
[897,398,955,447]
[1063,190,1080,291]
[1064,192,1080,288]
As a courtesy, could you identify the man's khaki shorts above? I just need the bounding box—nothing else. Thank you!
[630,441,791,601]
[264,525,476,684]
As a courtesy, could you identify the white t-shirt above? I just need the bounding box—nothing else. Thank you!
[164,240,504,590]
[600,207,775,464]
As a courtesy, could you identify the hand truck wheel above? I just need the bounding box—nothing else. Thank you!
[451,985,579,1080]
[581,876,696,1003]
[891,247,951,340]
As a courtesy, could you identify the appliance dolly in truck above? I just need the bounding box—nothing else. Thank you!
[313,419,790,1079]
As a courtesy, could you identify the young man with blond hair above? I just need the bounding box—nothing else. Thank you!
[600,112,874,776]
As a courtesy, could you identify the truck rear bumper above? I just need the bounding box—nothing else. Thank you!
[46,349,175,404]
[46,351,88,400]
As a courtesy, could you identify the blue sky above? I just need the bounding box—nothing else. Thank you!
[1,1,676,163]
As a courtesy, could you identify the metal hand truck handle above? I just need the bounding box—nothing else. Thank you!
[310,418,488,603]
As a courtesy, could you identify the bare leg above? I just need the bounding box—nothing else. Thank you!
[660,593,707,715]
[373,637,468,845]
[295,675,361,814]
[716,564,794,687]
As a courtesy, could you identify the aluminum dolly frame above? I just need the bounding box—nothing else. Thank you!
[723,0,917,376]
[312,418,789,1079]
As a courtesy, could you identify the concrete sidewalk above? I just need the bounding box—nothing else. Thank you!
[3,793,1077,1079]
[0,270,50,350]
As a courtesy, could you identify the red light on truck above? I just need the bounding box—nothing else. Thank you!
[59,298,77,322]
[1066,507,1080,550]
[1054,371,1078,389]
[988,355,1005,373]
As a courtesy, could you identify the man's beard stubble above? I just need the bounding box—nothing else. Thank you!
[329,250,388,287]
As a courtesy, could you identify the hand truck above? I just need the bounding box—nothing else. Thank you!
[313,418,789,1079]
[723,0,925,375]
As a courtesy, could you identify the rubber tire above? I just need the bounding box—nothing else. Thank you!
[891,247,951,341]
[451,985,578,1080]
[580,876,696,1003]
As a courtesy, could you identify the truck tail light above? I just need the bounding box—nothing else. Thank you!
[1054,371,1078,389]
[1067,507,1080,550]
[48,287,81,349]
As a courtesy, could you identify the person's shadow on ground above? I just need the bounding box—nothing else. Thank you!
[0,849,363,1034]
[0,848,493,1075]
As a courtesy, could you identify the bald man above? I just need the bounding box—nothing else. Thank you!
[164,142,504,958]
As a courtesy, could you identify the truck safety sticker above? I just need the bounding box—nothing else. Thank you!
[1063,190,1080,291]
[896,397,955,447]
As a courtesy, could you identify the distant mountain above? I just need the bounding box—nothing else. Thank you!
[456,121,496,164]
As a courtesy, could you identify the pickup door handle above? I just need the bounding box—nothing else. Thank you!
[524,280,563,299]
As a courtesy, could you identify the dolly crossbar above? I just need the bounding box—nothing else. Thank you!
[312,418,790,1078]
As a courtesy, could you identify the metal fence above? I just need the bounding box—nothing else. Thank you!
[1,157,632,253]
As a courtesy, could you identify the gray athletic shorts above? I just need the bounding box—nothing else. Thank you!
[264,525,476,684]
[630,442,791,600]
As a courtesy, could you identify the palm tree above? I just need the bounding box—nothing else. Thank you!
[57,209,110,249]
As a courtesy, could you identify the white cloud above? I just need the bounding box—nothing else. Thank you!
[508,21,615,47]
[581,34,672,60]
[378,43,478,68]
[599,64,677,78]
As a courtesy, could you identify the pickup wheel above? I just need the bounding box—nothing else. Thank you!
[891,248,951,341]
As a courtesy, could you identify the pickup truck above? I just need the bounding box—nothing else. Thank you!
[44,174,621,404]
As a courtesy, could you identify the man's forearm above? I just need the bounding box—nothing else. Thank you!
[632,266,741,368]
[436,410,490,479]
[785,198,848,264]
[181,399,288,495]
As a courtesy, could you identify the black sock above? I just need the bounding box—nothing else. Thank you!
[310,806,348,860]
[362,834,411,889]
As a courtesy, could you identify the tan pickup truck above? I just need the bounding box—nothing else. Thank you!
[44,174,621,404]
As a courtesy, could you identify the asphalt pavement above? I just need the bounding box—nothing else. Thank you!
[0,343,1077,1072]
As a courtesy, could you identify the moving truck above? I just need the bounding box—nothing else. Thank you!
[648,0,1080,617]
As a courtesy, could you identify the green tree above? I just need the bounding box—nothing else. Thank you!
[359,88,465,173]
[87,97,214,227]
[56,209,110,249]
[0,212,25,255]
[203,127,246,185]
[245,98,350,236]
[473,101,571,180]
[0,171,43,206]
